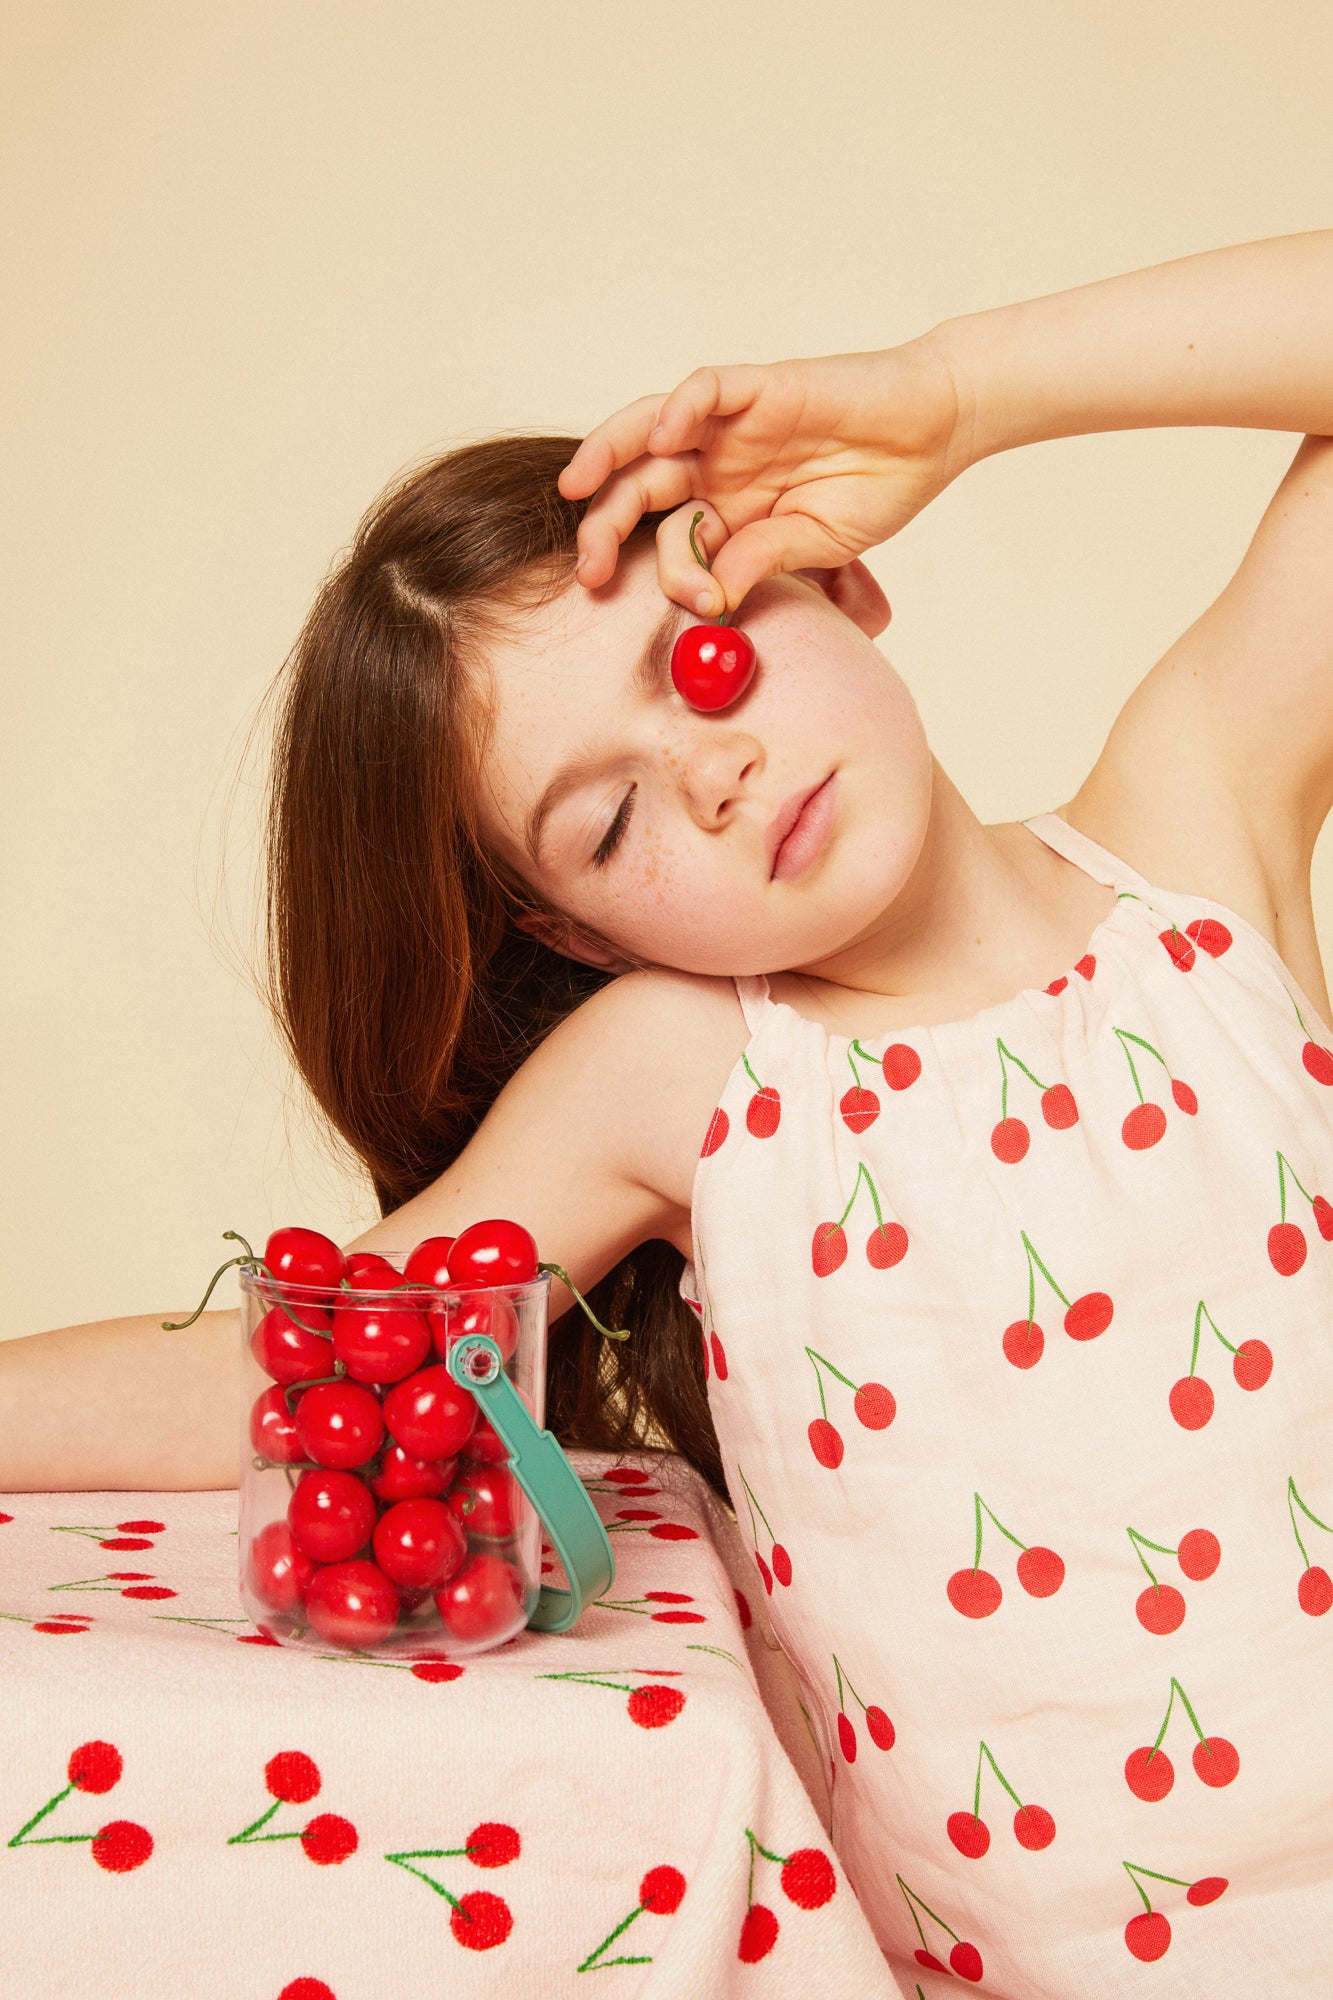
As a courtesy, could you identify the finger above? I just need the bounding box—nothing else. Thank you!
[708,510,855,618]
[655,501,733,616]
[573,456,699,588]
[557,395,673,500]
[646,362,767,456]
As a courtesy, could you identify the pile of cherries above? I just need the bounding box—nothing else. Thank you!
[221,1218,550,1655]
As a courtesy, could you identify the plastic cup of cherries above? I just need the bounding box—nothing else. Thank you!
[167,1219,625,1657]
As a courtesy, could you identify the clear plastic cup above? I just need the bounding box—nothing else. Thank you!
[237,1255,548,1656]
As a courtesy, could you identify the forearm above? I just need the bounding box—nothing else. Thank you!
[0,1310,241,1492]
[933,230,1333,464]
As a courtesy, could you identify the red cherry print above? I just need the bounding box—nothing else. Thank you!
[1303,1041,1333,1085]
[866,1222,908,1268]
[383,1365,479,1460]
[1193,1736,1239,1787]
[811,1223,847,1275]
[1299,1564,1333,1615]
[447,1218,539,1287]
[881,1042,922,1089]
[403,1234,456,1287]
[1171,1078,1199,1115]
[1002,1318,1044,1368]
[948,1568,1002,1618]
[1125,1745,1175,1801]
[264,1225,346,1291]
[1125,1911,1171,1961]
[865,1705,895,1749]
[837,1712,857,1763]
[710,1332,728,1379]
[1169,1376,1214,1430]
[466,1820,521,1867]
[780,1847,836,1908]
[915,1953,950,1974]
[246,1519,316,1614]
[746,1085,781,1137]
[434,1550,526,1644]
[1013,1805,1056,1850]
[1064,1291,1113,1340]
[840,1086,880,1133]
[1268,1221,1307,1274]
[249,1384,306,1464]
[991,1117,1030,1163]
[68,1740,123,1793]
[854,1382,895,1429]
[1016,1546,1064,1597]
[755,1551,774,1593]
[734,1586,753,1630]
[288,1467,378,1563]
[90,1821,154,1872]
[640,1864,687,1914]
[737,1902,779,1963]
[1074,953,1096,978]
[251,1305,335,1387]
[1122,1101,1167,1149]
[368,1444,455,1503]
[304,1560,399,1648]
[278,1982,335,2000]
[627,1684,686,1728]
[448,1464,522,1541]
[1159,928,1196,971]
[266,1750,321,1802]
[701,1107,729,1155]
[449,1889,514,1951]
[373,1497,467,1589]
[293,1379,386,1470]
[807,1418,845,1468]
[950,1941,984,1981]
[947,1811,991,1858]
[1185,917,1232,957]
[1187,1876,1229,1907]
[1315,1195,1333,1241]
[770,1543,793,1587]
[1136,1584,1186,1634]
[331,1299,432,1385]
[1176,1529,1221,1580]
[1046,975,1068,995]
[1041,1084,1078,1128]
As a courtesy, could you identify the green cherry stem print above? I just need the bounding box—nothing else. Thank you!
[740,1052,781,1137]
[1044,949,1097,996]
[1127,1522,1221,1634]
[1286,985,1333,1084]
[227,1751,358,1866]
[735,1464,792,1592]
[991,1038,1079,1163]
[812,1161,908,1275]
[1124,1678,1239,1800]
[8,1739,153,1873]
[1112,1027,1198,1148]
[737,1830,838,1962]
[1169,1298,1273,1428]
[1002,1229,1114,1369]
[1122,1860,1228,1962]
[831,1652,895,1761]
[805,1346,896,1467]
[947,1741,1057,1857]
[1268,1149,1333,1273]
[896,1876,984,1981]
[1287,1475,1333,1614]
[385,1819,521,1953]
[947,1493,1065,1616]
[576,1863,687,1971]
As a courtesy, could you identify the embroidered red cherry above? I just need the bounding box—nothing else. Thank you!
[669,511,756,712]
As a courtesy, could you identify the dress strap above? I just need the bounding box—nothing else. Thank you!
[1021,811,1152,893]
[732,974,773,1035]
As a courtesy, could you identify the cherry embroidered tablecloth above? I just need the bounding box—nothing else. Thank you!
[0,1449,898,1998]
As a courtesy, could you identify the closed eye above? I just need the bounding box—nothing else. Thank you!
[592,786,635,868]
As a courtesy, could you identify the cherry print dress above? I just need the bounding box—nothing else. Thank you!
[678,810,1333,1997]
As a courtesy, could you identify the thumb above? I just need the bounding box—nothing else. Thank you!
[708,510,855,618]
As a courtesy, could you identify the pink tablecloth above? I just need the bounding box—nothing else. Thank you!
[0,1449,899,1998]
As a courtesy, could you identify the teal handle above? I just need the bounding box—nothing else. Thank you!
[445,1333,614,1633]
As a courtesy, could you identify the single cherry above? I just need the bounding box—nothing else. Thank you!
[367,1444,455,1504]
[947,1812,990,1858]
[1299,1564,1333,1615]
[372,1497,467,1590]
[1192,1735,1239,1787]
[403,1235,456,1287]
[1176,1528,1221,1580]
[293,1379,386,1470]
[807,1418,844,1468]
[947,1567,1002,1618]
[434,1549,527,1644]
[245,1519,315,1615]
[447,1218,539,1288]
[1268,1222,1307,1275]
[304,1557,399,1648]
[669,512,757,712]
[264,1225,346,1292]
[1169,1376,1214,1430]
[1125,1912,1171,1961]
[1064,1291,1113,1340]
[287,1467,378,1563]
[1016,1546,1064,1597]
[1124,1745,1175,1801]
[1013,1805,1055,1850]
[383,1365,479,1461]
[1136,1583,1186,1634]
[1002,1318,1045,1368]
[331,1298,432,1385]
[250,1305,334,1387]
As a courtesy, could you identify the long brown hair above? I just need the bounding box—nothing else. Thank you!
[259,434,726,1500]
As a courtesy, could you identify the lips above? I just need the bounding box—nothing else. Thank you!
[767,777,832,878]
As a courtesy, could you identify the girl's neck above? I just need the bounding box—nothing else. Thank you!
[766,764,1116,1036]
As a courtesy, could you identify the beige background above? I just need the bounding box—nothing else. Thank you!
[5,1,1333,1337]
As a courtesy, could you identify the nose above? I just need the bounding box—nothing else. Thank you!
[678,725,763,830]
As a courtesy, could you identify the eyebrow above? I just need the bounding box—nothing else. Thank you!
[522,599,687,869]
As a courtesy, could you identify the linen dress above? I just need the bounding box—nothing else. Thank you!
[678,810,1333,1997]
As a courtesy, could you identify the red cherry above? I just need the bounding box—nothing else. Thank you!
[250,1305,334,1387]
[293,1379,386,1470]
[447,1218,539,1288]
[639,1864,687,1914]
[950,1941,984,1981]
[807,1417,845,1468]
[881,1042,922,1090]
[1074,953,1096,978]
[627,1684,686,1728]
[90,1820,154,1872]
[288,1467,378,1563]
[755,1551,773,1593]
[245,1519,316,1614]
[1002,1318,1045,1368]
[1159,928,1196,971]
[264,1226,346,1291]
[1192,1735,1239,1787]
[433,1291,521,1365]
[1125,1744,1175,1801]
[1268,1221,1307,1274]
[1170,1078,1198,1115]
[1303,1041,1333,1085]
[249,1384,306,1464]
[449,1889,513,1951]
[300,1812,358,1865]
[812,1223,847,1275]
[854,1381,896,1429]
[864,1704,895,1749]
[433,1549,526,1644]
[1122,1102,1167,1149]
[1185,917,1232,957]
[866,1222,908,1268]
[68,1740,124,1794]
[304,1558,399,1648]
[1299,1564,1333,1615]
[1169,1375,1214,1429]
[1016,1546,1064,1597]
[1046,975,1068,995]
[671,620,756,712]
[1041,1083,1079,1128]
[383,1365,479,1460]
[1013,1804,1056,1850]
[1125,1912,1171,1961]
[403,1235,456,1287]
[1187,1875,1228,1906]
[1315,1195,1333,1241]
[737,1902,779,1963]
[1176,1528,1221,1579]
[914,1953,950,1974]
[1136,1583,1186,1634]
[367,1444,455,1503]
[770,1543,793,1587]
[265,1750,321,1803]
[331,1300,431,1385]
[779,1847,836,1909]
[1064,1291,1113,1340]
[991,1116,1030,1163]
[710,1331,729,1379]
[947,1567,1002,1618]
[839,1085,880,1133]
[449,1463,522,1541]
[701,1108,729,1155]
[372,1497,467,1589]
[341,1255,407,1291]
[947,1811,990,1858]
[837,1711,857,1763]
[746,1086,781,1136]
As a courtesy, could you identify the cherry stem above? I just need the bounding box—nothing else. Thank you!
[736,1461,773,1538]
[687,510,732,626]
[577,1903,647,1972]
[162,1252,255,1330]
[977,1739,1024,1811]
[895,1876,959,1946]
[1126,1525,1168,1585]
[540,1260,631,1341]
[1288,1475,1332,1566]
[1021,1231,1071,1310]
[807,1345,856,1394]
[1154,1676,1206,1752]
[1199,1298,1237,1357]
[974,1492,1026,1565]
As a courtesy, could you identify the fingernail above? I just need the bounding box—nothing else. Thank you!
[695,587,718,616]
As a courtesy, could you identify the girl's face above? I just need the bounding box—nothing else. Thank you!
[476,538,934,979]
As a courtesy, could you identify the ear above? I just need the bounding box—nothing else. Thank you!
[514,911,641,975]
[794,557,891,638]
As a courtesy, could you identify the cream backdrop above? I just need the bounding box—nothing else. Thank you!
[5,1,1333,1337]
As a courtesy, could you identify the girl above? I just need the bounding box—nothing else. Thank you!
[6,230,1333,1993]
